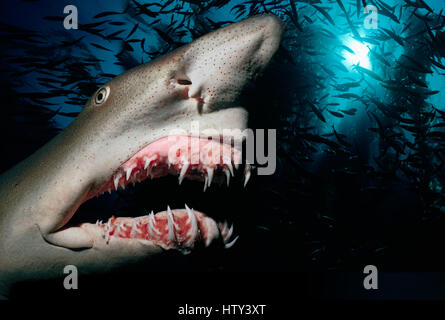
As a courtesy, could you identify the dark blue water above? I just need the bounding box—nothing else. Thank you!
[1,0,445,299]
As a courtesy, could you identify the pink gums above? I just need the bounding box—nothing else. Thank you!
[98,209,222,252]
[91,135,241,197]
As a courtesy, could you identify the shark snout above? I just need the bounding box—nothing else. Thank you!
[251,14,285,68]
[180,14,284,111]
[236,14,284,68]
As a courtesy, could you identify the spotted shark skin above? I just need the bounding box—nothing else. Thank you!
[0,15,284,298]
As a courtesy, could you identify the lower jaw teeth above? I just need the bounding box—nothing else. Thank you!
[97,205,239,251]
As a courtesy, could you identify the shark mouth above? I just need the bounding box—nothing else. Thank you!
[81,135,250,254]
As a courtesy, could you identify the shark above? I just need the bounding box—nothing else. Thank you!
[0,14,284,298]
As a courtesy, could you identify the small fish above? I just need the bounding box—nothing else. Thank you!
[288,0,303,32]
[427,131,445,139]
[332,82,361,92]
[339,108,358,116]
[334,93,361,100]
[307,100,326,123]
[376,3,400,24]
[90,42,113,52]
[320,65,336,77]
[327,110,345,118]
[407,72,428,88]
[126,24,139,39]
[370,49,391,67]
[354,65,384,82]
[427,57,445,70]
[432,123,445,128]
[333,126,351,147]
[341,45,355,55]
[58,112,81,117]
[311,5,336,26]
[153,27,178,45]
[81,20,111,30]
[105,29,125,40]
[400,124,419,133]
[132,0,158,18]
[100,73,117,78]
[108,22,126,26]
[381,28,405,46]
[303,15,313,23]
[401,54,432,74]
[206,18,233,29]
[94,11,126,19]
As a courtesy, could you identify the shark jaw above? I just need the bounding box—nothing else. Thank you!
[40,14,284,254]
[63,135,248,253]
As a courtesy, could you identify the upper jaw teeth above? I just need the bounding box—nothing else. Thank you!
[203,175,209,192]
[114,172,122,191]
[102,147,253,195]
[109,161,252,194]
[144,155,157,170]
[244,164,251,188]
[207,168,214,186]
[178,162,189,185]
[224,168,230,186]
[125,164,137,181]
[225,160,234,176]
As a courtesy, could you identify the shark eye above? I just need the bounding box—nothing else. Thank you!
[94,86,110,105]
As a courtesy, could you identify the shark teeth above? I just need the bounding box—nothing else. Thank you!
[130,220,137,238]
[113,172,122,190]
[203,175,208,192]
[167,206,176,242]
[185,204,198,243]
[223,168,231,186]
[226,224,234,241]
[144,155,157,170]
[147,212,155,238]
[100,206,240,252]
[178,162,189,185]
[225,160,234,177]
[244,164,251,188]
[148,210,161,237]
[101,142,249,195]
[125,164,137,181]
[207,167,214,186]
[224,235,239,249]
[111,159,250,193]
[114,224,121,237]
[219,221,238,249]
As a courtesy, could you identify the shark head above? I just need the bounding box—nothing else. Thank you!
[0,14,284,295]
[77,14,283,187]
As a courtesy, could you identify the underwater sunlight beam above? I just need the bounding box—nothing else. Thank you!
[341,35,372,70]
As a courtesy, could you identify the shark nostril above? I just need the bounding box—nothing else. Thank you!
[177,79,192,85]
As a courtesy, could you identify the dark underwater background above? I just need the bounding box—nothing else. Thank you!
[1,0,445,300]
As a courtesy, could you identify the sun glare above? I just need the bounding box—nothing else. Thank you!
[341,35,372,70]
